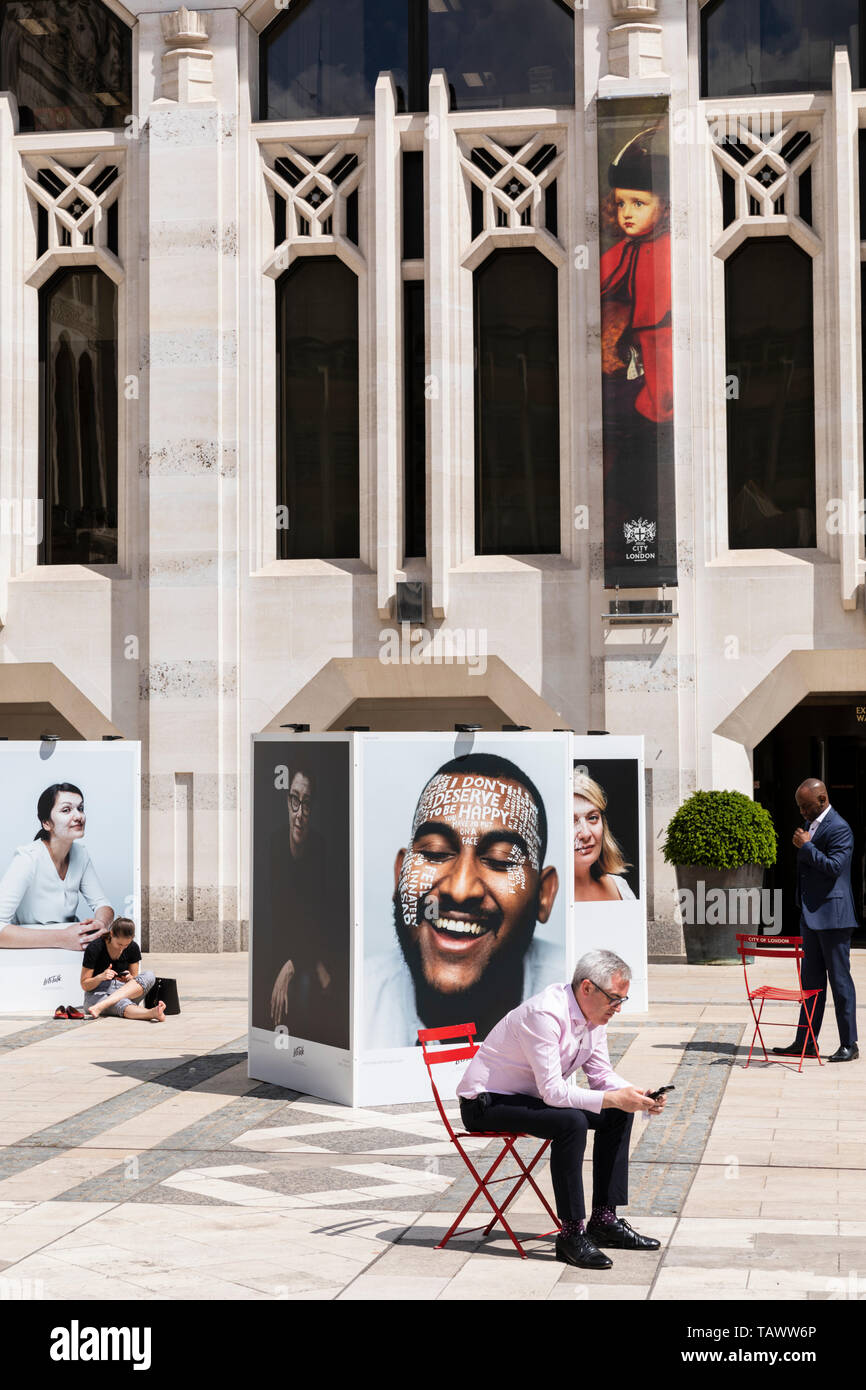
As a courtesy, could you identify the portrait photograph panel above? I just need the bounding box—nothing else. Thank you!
[0,742,140,952]
[250,738,351,1052]
[572,757,641,904]
[361,733,570,1053]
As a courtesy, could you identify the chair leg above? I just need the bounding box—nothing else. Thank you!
[438,1140,527,1257]
[803,995,823,1068]
[745,995,765,1067]
[491,1140,559,1233]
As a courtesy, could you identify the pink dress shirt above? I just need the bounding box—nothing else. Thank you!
[456,982,629,1115]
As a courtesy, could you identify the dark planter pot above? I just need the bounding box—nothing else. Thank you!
[675,863,765,964]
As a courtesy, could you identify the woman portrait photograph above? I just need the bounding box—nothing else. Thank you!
[573,765,639,904]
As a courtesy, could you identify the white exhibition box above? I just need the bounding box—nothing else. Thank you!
[248,731,647,1106]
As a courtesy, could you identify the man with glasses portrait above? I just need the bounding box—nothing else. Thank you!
[263,766,347,1047]
[458,948,666,1269]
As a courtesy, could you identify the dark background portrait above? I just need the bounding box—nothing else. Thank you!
[251,740,351,1049]
[575,758,641,901]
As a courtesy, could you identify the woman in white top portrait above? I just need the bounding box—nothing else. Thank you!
[573,770,636,903]
[0,782,113,950]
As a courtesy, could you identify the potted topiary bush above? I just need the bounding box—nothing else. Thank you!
[663,790,777,964]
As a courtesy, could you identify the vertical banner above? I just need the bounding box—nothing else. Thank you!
[248,735,353,1104]
[570,737,647,1012]
[597,99,677,588]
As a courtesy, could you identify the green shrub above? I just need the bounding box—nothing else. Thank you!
[662,790,777,870]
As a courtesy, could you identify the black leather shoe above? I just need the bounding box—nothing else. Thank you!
[554,1233,612,1269]
[585,1217,660,1251]
[827,1044,859,1062]
[771,1041,819,1057]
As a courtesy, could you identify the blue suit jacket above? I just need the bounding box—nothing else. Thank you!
[796,807,859,932]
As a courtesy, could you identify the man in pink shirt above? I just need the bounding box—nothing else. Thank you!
[457,948,667,1269]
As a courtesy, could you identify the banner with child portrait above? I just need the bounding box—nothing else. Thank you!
[597,98,677,589]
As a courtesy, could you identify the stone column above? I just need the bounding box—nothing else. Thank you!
[139,8,240,951]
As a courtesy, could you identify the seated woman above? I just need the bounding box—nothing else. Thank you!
[81,918,166,1021]
[0,782,113,950]
[573,771,636,903]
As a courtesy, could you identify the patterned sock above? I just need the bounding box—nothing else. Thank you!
[591,1204,617,1227]
[560,1218,584,1237]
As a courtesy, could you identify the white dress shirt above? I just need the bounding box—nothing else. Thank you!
[0,840,111,929]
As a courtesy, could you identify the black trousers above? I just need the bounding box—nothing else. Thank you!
[795,921,858,1048]
[460,1093,633,1223]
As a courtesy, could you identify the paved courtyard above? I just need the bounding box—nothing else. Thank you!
[0,954,864,1301]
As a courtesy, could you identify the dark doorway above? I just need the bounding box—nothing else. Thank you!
[753,696,866,943]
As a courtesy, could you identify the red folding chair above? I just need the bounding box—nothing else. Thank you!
[736,934,824,1072]
[418,1023,560,1258]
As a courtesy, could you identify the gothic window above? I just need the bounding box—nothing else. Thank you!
[701,0,861,98]
[260,0,410,120]
[475,249,560,555]
[276,257,360,559]
[428,0,574,112]
[260,0,574,119]
[40,268,118,565]
[725,238,816,549]
[0,0,132,133]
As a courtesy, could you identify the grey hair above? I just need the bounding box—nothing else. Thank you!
[572,949,631,992]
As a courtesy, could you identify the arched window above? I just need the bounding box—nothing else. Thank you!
[260,0,410,120]
[475,250,560,555]
[701,0,861,98]
[725,238,816,549]
[276,257,360,559]
[0,0,132,133]
[260,0,574,119]
[40,268,118,565]
[428,0,574,112]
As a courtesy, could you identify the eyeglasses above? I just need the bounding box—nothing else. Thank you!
[289,794,312,813]
[588,980,629,1006]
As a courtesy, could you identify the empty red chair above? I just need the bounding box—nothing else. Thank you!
[736,934,824,1071]
[418,1022,560,1258]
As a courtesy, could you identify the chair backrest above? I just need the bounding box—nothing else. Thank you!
[736,933,805,996]
[736,933,803,960]
[418,1023,479,1136]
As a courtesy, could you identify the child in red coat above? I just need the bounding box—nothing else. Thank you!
[599,124,675,582]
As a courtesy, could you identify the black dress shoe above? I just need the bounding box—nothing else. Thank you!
[771,1041,819,1057]
[554,1233,612,1269]
[585,1217,660,1251]
[827,1044,859,1062]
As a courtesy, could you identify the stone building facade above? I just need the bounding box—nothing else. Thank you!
[2,0,866,957]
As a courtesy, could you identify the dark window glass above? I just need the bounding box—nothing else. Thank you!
[721,169,736,226]
[545,179,558,237]
[40,268,118,565]
[276,257,359,559]
[475,249,560,554]
[404,281,426,558]
[402,151,424,260]
[860,130,866,239]
[702,0,860,98]
[429,0,574,111]
[0,0,132,133]
[345,190,359,245]
[798,166,812,225]
[260,0,409,120]
[862,262,866,491]
[725,238,816,549]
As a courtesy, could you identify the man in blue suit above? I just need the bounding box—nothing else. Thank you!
[773,778,859,1062]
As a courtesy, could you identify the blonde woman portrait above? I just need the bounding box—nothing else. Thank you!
[573,770,636,903]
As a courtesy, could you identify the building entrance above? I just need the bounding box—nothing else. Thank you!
[753,696,866,943]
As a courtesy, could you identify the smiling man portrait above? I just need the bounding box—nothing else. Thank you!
[365,752,562,1048]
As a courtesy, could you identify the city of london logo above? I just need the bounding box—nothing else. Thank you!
[623,517,657,564]
[623,518,656,545]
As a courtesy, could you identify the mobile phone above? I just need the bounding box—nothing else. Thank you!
[647,1085,675,1101]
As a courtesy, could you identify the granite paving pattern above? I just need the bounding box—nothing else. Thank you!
[0,953,864,1300]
